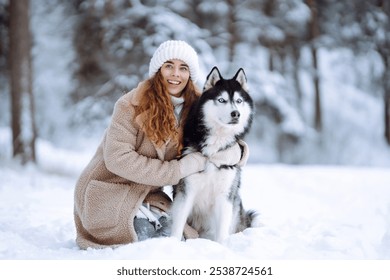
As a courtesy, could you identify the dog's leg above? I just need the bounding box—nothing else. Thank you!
[214,195,233,243]
[170,188,196,240]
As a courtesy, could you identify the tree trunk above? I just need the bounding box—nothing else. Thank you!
[385,94,390,145]
[9,0,36,163]
[227,0,237,64]
[291,44,303,108]
[311,46,322,131]
[381,52,390,145]
[307,0,322,131]
[379,0,390,145]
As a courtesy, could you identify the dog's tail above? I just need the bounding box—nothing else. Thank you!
[238,209,261,232]
[246,210,262,228]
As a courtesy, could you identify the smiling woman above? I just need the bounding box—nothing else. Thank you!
[72,40,249,249]
[160,60,190,97]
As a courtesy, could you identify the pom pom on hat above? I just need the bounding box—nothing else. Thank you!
[149,40,199,83]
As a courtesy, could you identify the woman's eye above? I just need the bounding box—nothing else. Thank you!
[180,66,189,72]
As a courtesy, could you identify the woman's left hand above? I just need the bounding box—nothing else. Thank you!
[209,143,242,167]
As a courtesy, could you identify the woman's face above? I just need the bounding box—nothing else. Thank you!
[160,59,190,97]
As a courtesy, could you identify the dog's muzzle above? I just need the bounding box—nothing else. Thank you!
[229,110,240,124]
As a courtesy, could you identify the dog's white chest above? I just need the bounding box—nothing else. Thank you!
[177,164,239,240]
[190,164,235,195]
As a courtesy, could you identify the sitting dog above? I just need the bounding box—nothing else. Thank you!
[170,67,258,243]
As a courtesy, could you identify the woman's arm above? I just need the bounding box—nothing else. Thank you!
[102,95,206,186]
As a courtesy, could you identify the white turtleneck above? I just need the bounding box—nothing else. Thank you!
[170,95,184,121]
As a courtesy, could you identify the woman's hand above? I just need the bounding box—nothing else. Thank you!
[179,152,208,177]
[208,143,242,168]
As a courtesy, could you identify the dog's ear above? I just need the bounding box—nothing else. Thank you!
[233,68,249,92]
[203,67,222,91]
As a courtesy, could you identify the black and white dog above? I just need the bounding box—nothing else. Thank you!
[170,67,258,243]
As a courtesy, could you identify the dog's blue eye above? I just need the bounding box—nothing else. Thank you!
[218,98,226,103]
[236,98,243,104]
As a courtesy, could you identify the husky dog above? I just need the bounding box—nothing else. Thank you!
[170,67,258,243]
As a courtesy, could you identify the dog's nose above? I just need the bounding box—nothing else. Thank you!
[231,110,240,119]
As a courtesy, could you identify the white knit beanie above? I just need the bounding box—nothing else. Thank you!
[149,40,199,83]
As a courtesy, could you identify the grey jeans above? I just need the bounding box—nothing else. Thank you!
[133,216,172,241]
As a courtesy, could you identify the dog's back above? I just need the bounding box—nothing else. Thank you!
[171,67,257,242]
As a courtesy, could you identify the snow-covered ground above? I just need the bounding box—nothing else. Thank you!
[1,139,390,260]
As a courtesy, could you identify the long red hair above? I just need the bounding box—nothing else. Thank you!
[135,71,201,150]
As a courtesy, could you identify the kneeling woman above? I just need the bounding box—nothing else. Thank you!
[73,40,248,249]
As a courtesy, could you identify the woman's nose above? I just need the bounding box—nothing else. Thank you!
[171,67,179,76]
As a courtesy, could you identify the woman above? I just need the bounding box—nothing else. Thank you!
[73,40,249,249]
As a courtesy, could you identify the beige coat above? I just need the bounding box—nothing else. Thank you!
[74,81,199,249]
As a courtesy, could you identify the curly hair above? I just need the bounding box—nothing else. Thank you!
[135,70,201,151]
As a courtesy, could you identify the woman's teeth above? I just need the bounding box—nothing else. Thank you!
[168,80,180,85]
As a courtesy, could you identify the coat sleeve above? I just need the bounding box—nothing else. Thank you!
[102,95,183,187]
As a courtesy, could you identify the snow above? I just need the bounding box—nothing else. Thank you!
[1,137,390,260]
[2,0,390,267]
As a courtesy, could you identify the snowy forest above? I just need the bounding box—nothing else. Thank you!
[1,0,390,262]
[1,0,390,166]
